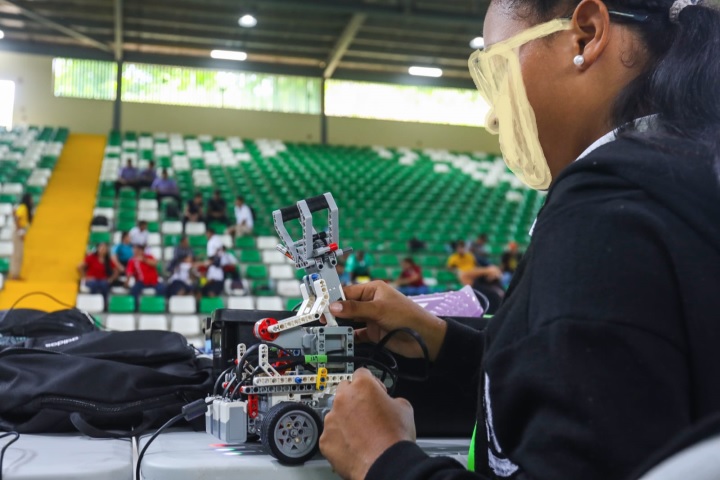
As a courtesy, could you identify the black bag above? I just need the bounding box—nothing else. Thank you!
[0,329,213,437]
[91,215,109,227]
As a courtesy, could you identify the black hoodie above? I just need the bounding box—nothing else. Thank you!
[367,136,720,480]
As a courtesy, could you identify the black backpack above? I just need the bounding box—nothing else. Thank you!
[0,311,212,437]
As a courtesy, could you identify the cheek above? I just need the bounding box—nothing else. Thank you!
[518,45,566,143]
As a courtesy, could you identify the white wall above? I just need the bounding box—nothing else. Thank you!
[0,50,501,153]
[0,50,113,134]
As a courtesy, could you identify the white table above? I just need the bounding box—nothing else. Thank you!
[2,433,132,480]
[138,431,469,480]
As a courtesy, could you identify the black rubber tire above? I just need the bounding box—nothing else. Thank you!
[261,402,323,465]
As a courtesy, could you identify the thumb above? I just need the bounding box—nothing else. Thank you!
[329,299,379,321]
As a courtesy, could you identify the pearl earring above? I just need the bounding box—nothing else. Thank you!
[573,55,585,67]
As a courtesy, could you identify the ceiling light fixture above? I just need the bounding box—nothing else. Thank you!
[470,37,484,50]
[408,66,443,78]
[238,14,258,28]
[211,50,248,61]
[0,30,5,40]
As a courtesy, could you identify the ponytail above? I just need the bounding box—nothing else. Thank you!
[613,1,720,159]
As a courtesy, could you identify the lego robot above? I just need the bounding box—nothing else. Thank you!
[206,193,356,465]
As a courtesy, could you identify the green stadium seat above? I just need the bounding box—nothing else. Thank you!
[139,296,166,314]
[119,188,136,199]
[240,250,262,263]
[139,189,157,199]
[286,298,303,311]
[436,271,458,285]
[189,235,207,248]
[88,231,111,245]
[200,297,225,314]
[0,258,9,273]
[108,295,135,313]
[119,198,137,210]
[378,255,398,267]
[246,265,268,279]
[164,235,181,247]
[370,268,389,280]
[235,236,256,249]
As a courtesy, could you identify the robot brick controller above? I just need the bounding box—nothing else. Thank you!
[205,193,357,465]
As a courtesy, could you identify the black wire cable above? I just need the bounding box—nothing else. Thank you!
[135,413,184,480]
[213,366,234,395]
[0,431,20,480]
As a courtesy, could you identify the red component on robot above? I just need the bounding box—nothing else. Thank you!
[329,243,338,252]
[254,317,279,341]
[247,394,259,419]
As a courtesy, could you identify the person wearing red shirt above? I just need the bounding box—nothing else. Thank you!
[125,244,165,309]
[395,257,429,296]
[78,243,118,305]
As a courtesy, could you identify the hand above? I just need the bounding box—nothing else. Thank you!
[320,368,415,480]
[483,266,503,281]
[329,281,447,361]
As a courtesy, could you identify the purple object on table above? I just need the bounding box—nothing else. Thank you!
[409,285,485,317]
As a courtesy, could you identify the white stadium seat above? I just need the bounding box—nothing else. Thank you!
[256,296,284,311]
[106,315,136,331]
[138,315,168,330]
[76,294,105,313]
[161,221,183,235]
[269,264,294,280]
[170,315,202,337]
[185,222,206,235]
[228,296,255,310]
[276,280,302,297]
[256,236,278,250]
[168,295,196,314]
[263,250,289,265]
[0,242,13,256]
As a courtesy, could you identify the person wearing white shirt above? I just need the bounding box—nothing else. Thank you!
[228,196,254,238]
[129,221,149,247]
[206,229,224,258]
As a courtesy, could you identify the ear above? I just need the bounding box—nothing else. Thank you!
[571,0,611,69]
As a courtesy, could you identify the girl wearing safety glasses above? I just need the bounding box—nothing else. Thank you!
[320,0,720,479]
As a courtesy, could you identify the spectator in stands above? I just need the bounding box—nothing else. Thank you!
[394,258,429,296]
[227,196,254,238]
[151,168,181,205]
[408,236,426,253]
[125,244,164,307]
[447,240,502,286]
[9,193,32,280]
[111,231,133,269]
[337,261,351,286]
[183,193,205,230]
[346,251,374,282]
[201,253,225,298]
[166,254,196,297]
[129,221,150,247]
[136,160,157,191]
[217,246,240,281]
[501,241,523,288]
[115,159,139,195]
[206,190,228,227]
[206,228,224,258]
[470,233,490,264]
[78,243,118,304]
[167,235,192,274]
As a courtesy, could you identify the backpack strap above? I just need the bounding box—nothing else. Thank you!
[70,411,158,439]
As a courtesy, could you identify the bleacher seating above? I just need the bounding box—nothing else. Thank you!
[0,126,68,276]
[81,131,545,338]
